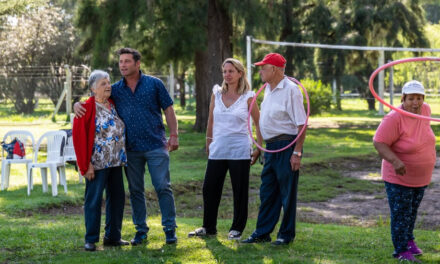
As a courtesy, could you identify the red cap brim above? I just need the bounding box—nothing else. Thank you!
[254,61,266,66]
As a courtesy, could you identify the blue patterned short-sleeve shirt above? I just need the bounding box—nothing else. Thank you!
[111,72,173,152]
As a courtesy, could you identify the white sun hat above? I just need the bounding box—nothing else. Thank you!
[402,80,425,95]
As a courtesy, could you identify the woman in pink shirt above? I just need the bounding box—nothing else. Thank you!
[373,80,436,262]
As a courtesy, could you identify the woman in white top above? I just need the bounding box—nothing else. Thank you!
[188,58,263,240]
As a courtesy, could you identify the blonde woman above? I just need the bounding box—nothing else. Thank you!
[188,58,263,240]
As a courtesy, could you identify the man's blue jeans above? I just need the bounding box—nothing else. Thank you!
[84,166,125,243]
[125,147,176,233]
[252,138,299,242]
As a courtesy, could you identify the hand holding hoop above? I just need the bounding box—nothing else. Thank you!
[247,76,310,153]
[369,57,440,122]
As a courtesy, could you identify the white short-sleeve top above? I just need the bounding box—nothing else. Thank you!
[209,85,255,160]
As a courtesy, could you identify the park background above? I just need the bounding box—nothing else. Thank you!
[2,0,440,263]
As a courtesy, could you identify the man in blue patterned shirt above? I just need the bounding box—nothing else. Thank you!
[75,48,179,245]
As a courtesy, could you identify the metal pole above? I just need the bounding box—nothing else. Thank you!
[378,50,385,115]
[246,36,252,89]
[64,65,72,118]
[389,60,394,106]
[332,78,337,103]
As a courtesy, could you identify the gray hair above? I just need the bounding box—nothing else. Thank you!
[276,66,285,74]
[88,70,110,93]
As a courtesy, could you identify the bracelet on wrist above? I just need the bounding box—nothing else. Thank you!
[206,137,213,140]
[169,134,178,138]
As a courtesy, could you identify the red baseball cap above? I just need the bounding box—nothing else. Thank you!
[254,53,286,68]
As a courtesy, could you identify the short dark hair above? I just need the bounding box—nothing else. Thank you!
[401,94,425,102]
[117,47,141,62]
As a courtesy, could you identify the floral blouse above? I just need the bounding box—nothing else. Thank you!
[91,102,127,170]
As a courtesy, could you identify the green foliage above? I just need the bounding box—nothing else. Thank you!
[386,24,440,95]
[76,0,146,67]
[306,0,430,111]
[0,0,45,16]
[423,2,440,24]
[300,78,333,115]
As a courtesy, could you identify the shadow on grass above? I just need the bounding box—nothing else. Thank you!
[204,237,266,264]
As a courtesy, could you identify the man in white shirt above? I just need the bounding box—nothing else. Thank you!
[241,53,307,245]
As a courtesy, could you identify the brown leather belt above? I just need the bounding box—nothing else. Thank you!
[265,134,295,144]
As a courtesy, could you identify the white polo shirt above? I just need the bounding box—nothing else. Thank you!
[259,77,307,140]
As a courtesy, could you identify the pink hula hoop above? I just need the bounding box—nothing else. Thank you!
[369,57,440,122]
[247,76,310,153]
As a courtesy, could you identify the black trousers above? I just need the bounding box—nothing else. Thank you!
[202,159,251,233]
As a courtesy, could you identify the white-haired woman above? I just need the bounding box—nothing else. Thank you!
[73,70,128,251]
[373,80,436,262]
[188,58,263,240]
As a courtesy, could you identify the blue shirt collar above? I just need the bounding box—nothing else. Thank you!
[121,70,144,88]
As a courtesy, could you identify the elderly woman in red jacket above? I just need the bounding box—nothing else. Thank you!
[73,70,128,251]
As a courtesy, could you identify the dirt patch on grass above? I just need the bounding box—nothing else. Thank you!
[298,156,440,230]
[19,203,84,217]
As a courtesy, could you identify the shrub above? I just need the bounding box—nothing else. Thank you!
[299,78,333,115]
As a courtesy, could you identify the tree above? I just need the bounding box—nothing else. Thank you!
[76,0,263,132]
[348,0,428,110]
[421,0,440,24]
[305,0,428,111]
[0,3,84,113]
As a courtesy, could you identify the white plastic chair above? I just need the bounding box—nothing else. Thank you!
[63,134,82,183]
[27,131,67,196]
[1,130,35,190]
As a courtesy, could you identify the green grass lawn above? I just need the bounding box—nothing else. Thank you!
[0,213,440,263]
[1,214,440,264]
[1,98,440,263]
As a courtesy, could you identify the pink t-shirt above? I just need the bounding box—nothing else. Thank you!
[373,103,436,187]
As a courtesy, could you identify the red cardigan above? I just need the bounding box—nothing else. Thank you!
[72,96,115,175]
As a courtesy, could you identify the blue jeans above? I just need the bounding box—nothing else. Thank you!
[385,181,426,254]
[84,166,125,243]
[125,147,176,233]
[252,138,299,241]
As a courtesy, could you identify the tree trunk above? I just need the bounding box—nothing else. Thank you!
[367,96,376,111]
[178,67,186,107]
[13,79,36,114]
[280,0,294,76]
[193,0,232,132]
[336,75,342,111]
[194,51,209,132]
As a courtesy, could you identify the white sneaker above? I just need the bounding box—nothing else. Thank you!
[228,230,242,240]
[188,227,207,237]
